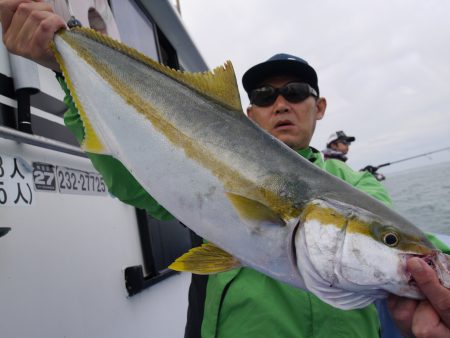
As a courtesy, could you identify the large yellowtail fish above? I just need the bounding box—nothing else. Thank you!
[52,27,450,310]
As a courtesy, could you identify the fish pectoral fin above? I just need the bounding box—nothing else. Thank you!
[169,243,241,274]
[226,192,286,227]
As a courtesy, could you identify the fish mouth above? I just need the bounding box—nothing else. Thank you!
[405,251,450,289]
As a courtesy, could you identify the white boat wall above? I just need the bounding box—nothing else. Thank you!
[0,1,208,337]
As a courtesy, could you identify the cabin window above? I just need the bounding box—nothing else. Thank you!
[156,26,180,70]
[124,210,197,296]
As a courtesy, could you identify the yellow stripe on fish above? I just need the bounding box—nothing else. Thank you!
[302,201,433,254]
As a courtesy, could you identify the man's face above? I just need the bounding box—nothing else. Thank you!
[331,141,350,154]
[247,75,326,150]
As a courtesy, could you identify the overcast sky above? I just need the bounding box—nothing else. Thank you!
[177,0,450,174]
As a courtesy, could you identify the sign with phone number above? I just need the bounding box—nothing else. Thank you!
[55,166,107,195]
[1,154,108,207]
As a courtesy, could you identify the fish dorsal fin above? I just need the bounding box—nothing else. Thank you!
[60,27,242,112]
[169,243,241,274]
[174,61,242,112]
[226,192,286,227]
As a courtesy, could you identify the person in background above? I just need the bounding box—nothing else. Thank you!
[1,1,450,337]
[322,130,355,162]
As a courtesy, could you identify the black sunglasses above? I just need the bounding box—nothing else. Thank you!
[249,82,318,107]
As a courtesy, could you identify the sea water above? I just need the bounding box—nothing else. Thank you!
[382,161,450,235]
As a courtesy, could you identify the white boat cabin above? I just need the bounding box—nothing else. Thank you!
[0,1,208,337]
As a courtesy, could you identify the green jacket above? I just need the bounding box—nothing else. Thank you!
[59,77,448,338]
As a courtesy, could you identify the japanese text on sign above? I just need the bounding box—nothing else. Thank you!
[0,154,34,206]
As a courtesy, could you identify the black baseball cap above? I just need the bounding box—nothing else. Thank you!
[242,53,319,97]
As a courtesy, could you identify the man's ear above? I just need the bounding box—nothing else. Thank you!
[315,97,327,120]
[246,105,254,119]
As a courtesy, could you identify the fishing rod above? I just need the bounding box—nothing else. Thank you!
[373,146,450,170]
[360,146,450,180]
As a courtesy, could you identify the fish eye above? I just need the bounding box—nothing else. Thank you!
[383,232,399,247]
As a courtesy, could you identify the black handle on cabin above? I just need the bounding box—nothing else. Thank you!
[0,227,11,238]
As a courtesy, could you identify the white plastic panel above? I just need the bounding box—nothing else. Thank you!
[0,138,189,338]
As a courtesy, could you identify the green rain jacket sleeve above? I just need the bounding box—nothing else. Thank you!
[57,75,174,220]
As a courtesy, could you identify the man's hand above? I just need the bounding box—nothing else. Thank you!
[360,165,379,174]
[0,0,66,71]
[388,257,450,337]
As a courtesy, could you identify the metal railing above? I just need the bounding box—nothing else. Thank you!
[0,126,86,158]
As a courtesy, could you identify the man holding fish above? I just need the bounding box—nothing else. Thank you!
[1,1,450,337]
